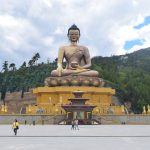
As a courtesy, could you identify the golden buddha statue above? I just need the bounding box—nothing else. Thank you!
[51,24,99,77]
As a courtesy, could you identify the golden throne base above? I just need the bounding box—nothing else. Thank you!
[29,86,116,115]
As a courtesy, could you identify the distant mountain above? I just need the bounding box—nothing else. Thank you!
[0,47,150,113]
[92,47,150,113]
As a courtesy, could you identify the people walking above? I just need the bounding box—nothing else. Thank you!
[12,119,19,135]
[74,119,79,130]
[71,120,75,130]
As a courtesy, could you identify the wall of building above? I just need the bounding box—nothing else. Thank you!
[0,115,65,124]
[93,115,150,124]
[0,115,150,124]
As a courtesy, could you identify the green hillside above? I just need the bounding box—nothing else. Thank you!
[0,48,150,113]
[92,47,150,113]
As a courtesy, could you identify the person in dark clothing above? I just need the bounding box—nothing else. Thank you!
[71,120,75,130]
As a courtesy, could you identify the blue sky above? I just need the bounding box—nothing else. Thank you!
[134,16,150,29]
[124,39,145,50]
[0,0,150,70]
[123,15,150,50]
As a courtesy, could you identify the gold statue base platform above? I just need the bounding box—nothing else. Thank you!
[25,86,125,115]
[33,86,115,105]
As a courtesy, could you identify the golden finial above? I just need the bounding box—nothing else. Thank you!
[143,106,146,114]
[121,105,125,113]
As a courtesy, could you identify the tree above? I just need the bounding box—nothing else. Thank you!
[1,83,7,105]
[28,60,34,67]
[28,53,40,67]
[32,53,40,65]
[2,61,8,72]
[20,61,26,68]
[9,63,16,71]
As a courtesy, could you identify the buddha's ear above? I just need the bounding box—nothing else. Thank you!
[78,34,80,42]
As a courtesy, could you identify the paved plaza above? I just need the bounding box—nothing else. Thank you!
[0,125,150,150]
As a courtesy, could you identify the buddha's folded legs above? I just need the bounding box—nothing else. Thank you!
[77,70,99,77]
[51,69,99,77]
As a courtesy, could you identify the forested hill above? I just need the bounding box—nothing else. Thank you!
[92,47,150,113]
[0,48,150,113]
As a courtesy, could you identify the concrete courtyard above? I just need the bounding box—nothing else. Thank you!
[0,125,150,150]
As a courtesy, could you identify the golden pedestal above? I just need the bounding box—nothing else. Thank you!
[0,105,8,114]
[33,87,115,105]
[27,86,122,115]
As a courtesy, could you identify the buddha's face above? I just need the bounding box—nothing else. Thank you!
[68,29,80,42]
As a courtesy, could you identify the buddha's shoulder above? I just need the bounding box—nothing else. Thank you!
[59,45,70,50]
[78,45,88,50]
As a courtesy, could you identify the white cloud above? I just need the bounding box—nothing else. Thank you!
[54,27,64,35]
[42,36,54,46]
[0,0,150,69]
[110,18,150,55]
[127,24,150,53]
[42,0,52,8]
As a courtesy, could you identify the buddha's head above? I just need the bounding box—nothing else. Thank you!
[68,24,80,42]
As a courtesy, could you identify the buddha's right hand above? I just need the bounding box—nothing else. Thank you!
[57,63,63,76]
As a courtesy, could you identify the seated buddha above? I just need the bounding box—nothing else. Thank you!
[51,24,99,77]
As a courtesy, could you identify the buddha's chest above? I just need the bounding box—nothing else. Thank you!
[64,47,84,59]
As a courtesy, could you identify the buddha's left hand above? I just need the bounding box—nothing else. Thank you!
[76,65,83,70]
